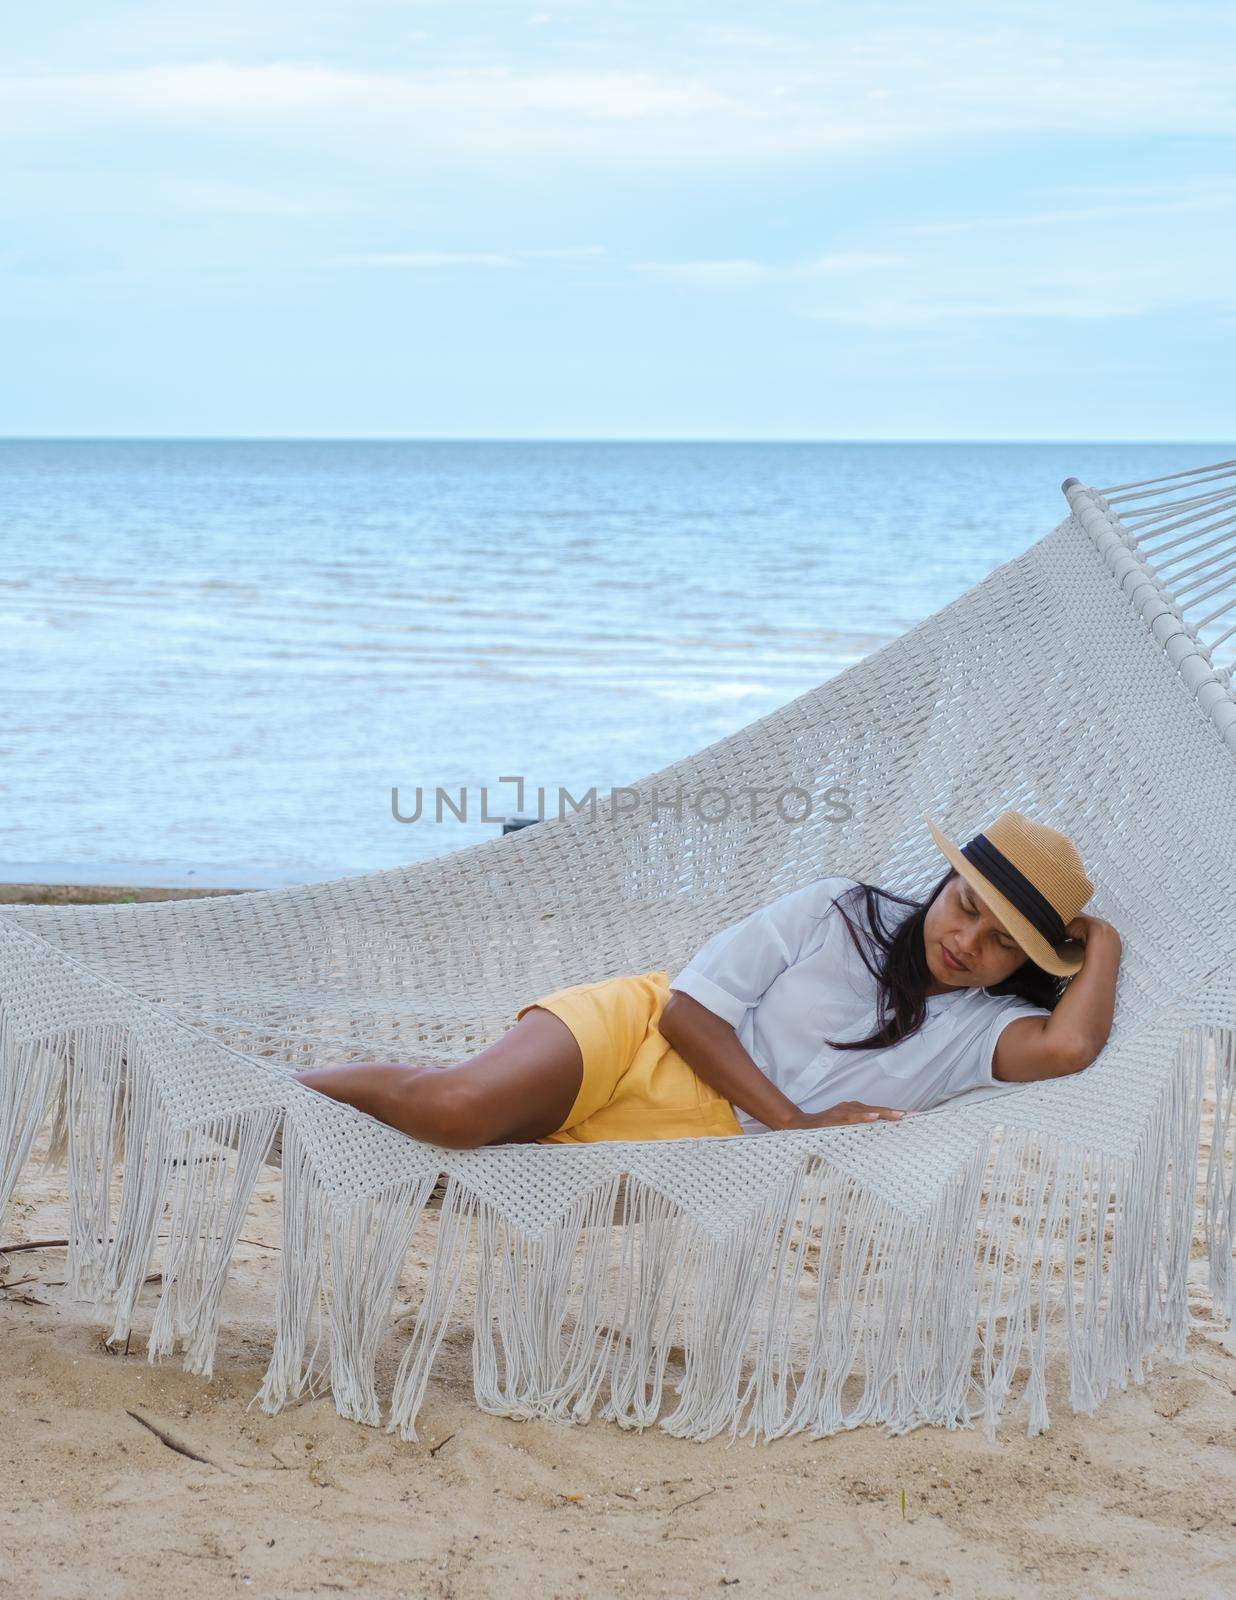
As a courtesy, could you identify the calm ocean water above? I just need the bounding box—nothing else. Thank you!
[0,440,1221,886]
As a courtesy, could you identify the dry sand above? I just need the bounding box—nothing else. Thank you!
[3,1122,1235,1600]
[2,885,1234,1598]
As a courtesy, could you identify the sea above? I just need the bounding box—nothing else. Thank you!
[0,439,1223,888]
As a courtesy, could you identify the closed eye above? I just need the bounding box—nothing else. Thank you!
[961,892,1018,952]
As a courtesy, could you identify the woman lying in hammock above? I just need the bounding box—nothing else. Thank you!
[293,809,1122,1148]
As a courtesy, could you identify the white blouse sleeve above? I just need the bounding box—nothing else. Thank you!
[951,993,1054,1095]
[668,876,856,1029]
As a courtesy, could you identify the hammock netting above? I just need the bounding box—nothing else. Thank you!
[3,458,1235,1443]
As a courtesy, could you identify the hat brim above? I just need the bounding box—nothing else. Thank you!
[924,815,1084,978]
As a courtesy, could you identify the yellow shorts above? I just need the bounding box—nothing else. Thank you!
[515,969,744,1144]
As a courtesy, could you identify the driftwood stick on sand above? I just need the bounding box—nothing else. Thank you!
[125,1408,235,1473]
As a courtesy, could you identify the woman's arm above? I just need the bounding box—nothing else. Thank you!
[659,991,906,1129]
[992,913,1123,1083]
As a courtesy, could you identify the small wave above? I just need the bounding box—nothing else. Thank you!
[644,681,771,703]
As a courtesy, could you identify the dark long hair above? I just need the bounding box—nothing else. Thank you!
[822,869,1066,1052]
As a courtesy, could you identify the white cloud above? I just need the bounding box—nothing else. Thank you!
[632,252,903,285]
[340,250,520,268]
[331,245,604,268]
[0,63,742,154]
[805,294,1156,331]
[899,176,1236,235]
[2,33,1234,163]
[803,259,1236,332]
[629,177,1236,330]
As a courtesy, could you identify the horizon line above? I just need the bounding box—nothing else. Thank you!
[1,434,1231,447]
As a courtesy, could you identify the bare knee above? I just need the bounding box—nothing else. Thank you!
[398,1069,485,1149]
[290,1061,482,1148]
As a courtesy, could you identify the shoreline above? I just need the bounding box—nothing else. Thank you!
[0,882,247,905]
[0,862,329,897]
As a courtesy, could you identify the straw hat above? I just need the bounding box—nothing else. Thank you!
[924,810,1095,977]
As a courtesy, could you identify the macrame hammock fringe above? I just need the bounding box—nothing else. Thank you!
[3,458,1236,1445]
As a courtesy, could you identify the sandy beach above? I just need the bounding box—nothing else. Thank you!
[1,886,1234,1600]
[6,0,1233,1585]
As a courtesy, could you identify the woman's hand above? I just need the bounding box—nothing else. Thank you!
[1021,910,1122,1080]
[784,1100,908,1129]
[1062,913,1123,960]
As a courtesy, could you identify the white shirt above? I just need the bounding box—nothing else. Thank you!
[668,875,1052,1135]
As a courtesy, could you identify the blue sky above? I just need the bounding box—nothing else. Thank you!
[4,2,1234,439]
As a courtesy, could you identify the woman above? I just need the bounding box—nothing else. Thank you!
[292,809,1122,1147]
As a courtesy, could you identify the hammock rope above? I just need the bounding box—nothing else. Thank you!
[3,456,1236,1444]
[1079,458,1236,675]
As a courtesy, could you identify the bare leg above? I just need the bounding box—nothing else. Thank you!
[290,1007,584,1149]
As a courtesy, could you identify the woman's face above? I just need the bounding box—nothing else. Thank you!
[922,873,1029,991]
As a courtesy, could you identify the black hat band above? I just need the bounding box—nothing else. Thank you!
[960,835,1067,947]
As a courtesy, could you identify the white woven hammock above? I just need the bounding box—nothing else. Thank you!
[4,455,1236,1446]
